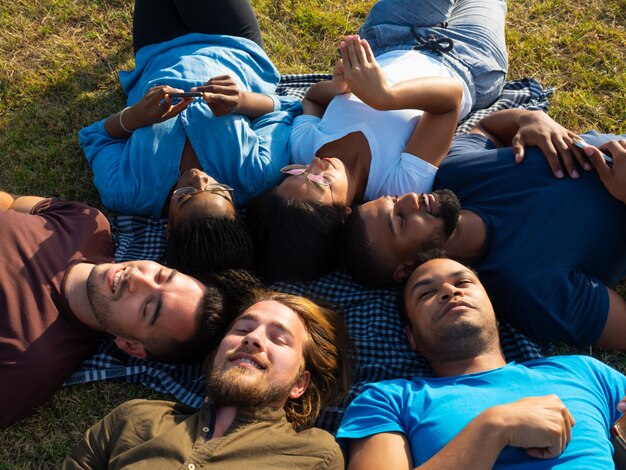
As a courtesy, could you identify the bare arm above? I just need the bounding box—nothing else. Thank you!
[471,109,586,179]
[595,287,626,350]
[347,395,574,470]
[0,191,46,213]
[339,35,462,167]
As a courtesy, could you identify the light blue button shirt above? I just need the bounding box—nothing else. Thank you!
[80,33,301,217]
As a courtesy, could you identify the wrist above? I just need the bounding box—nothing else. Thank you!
[479,406,511,449]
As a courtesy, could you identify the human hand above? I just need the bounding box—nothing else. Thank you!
[618,396,626,413]
[339,35,391,110]
[512,111,586,179]
[487,395,575,459]
[191,75,242,117]
[129,85,192,128]
[329,58,350,95]
[585,139,626,204]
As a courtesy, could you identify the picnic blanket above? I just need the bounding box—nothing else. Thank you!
[65,74,552,433]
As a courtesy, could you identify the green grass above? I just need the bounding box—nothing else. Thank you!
[0,0,625,466]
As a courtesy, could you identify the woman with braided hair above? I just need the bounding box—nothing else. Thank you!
[81,0,300,276]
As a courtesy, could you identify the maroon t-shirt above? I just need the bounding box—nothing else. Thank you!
[0,199,113,426]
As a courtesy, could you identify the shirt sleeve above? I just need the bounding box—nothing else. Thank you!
[63,404,122,469]
[377,152,438,197]
[79,119,126,211]
[507,271,610,345]
[569,356,626,428]
[289,114,321,165]
[336,381,407,445]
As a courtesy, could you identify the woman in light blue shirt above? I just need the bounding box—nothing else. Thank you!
[80,0,300,276]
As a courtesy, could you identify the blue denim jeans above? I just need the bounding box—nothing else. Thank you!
[360,0,508,110]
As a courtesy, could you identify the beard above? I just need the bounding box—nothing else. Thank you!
[424,317,499,363]
[431,189,461,240]
[86,266,123,336]
[206,360,302,408]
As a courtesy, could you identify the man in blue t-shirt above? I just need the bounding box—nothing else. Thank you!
[343,109,626,349]
[337,256,626,468]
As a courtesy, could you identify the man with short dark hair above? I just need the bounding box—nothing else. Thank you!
[64,290,351,469]
[343,110,626,349]
[337,257,626,468]
[0,191,232,426]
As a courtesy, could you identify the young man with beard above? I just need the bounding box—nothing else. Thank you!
[343,110,626,350]
[64,290,351,469]
[337,257,626,468]
[0,191,238,426]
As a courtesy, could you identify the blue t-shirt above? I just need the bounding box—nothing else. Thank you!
[337,356,626,468]
[80,33,301,217]
[434,132,626,345]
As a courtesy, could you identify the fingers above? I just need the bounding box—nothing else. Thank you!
[340,35,371,68]
[618,396,626,413]
[511,133,526,164]
[550,134,578,179]
[361,38,375,63]
[586,144,613,177]
[537,136,564,179]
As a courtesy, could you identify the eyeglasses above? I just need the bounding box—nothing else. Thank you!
[172,183,234,200]
[280,164,333,187]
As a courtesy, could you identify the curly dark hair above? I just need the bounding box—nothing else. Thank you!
[165,215,253,278]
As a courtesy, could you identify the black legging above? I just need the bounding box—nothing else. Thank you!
[132,0,263,54]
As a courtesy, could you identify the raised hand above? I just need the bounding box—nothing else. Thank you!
[338,35,391,110]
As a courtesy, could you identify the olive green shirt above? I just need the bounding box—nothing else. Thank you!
[63,398,344,469]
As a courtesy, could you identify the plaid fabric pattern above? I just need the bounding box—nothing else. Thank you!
[66,74,549,434]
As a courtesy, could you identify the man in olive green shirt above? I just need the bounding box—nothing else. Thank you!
[64,290,351,469]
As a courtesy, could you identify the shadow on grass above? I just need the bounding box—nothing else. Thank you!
[0,34,132,210]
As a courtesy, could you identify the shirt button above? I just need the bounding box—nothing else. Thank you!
[188,464,196,470]
[202,426,210,433]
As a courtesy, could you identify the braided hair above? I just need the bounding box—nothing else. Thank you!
[166,215,253,278]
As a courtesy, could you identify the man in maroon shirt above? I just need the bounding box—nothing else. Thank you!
[0,191,225,426]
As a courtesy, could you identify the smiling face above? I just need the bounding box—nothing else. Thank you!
[86,260,207,357]
[276,157,350,206]
[169,168,236,228]
[403,258,498,364]
[208,300,311,408]
[359,189,461,282]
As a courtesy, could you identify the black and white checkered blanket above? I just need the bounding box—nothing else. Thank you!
[65,74,552,433]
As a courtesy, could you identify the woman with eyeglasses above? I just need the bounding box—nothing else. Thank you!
[80,0,300,277]
[247,0,507,282]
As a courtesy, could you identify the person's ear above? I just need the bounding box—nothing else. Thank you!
[342,206,352,218]
[404,325,417,351]
[393,262,415,283]
[114,337,147,359]
[288,370,311,399]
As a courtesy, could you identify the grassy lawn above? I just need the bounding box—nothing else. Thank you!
[0,0,624,467]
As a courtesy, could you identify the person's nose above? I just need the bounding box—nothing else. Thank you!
[126,267,158,294]
[438,282,461,302]
[242,328,265,351]
[398,192,420,210]
[190,170,210,188]
[307,157,325,174]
